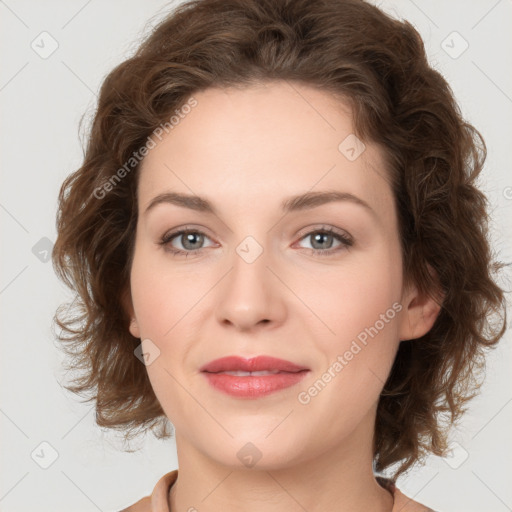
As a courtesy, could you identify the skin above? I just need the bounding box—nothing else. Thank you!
[127,80,442,512]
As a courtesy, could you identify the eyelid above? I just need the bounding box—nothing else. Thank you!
[294,224,352,243]
[160,224,214,242]
[159,224,353,257]
[160,225,218,250]
[292,225,353,255]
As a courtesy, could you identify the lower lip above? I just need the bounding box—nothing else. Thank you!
[202,371,309,398]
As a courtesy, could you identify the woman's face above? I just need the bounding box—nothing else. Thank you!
[128,81,428,470]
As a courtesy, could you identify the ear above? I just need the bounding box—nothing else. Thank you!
[120,286,141,339]
[398,264,444,341]
[129,317,141,339]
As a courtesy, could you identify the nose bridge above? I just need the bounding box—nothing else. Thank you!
[215,233,283,329]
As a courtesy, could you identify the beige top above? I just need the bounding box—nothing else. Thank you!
[119,470,437,512]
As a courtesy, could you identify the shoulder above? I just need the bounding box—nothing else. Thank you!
[119,470,178,512]
[377,476,437,512]
[393,486,438,512]
[119,496,151,512]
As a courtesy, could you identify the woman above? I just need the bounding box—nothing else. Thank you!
[52,0,508,510]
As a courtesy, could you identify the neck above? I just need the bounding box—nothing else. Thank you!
[169,415,394,512]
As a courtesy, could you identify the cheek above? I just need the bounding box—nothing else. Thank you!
[296,287,400,440]
[130,246,197,338]
[295,248,402,347]
[129,249,199,423]
[130,268,166,337]
[293,247,402,409]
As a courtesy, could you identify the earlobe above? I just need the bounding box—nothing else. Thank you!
[120,286,140,338]
[129,317,141,338]
[398,265,445,341]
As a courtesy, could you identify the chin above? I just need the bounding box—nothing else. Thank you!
[196,431,307,471]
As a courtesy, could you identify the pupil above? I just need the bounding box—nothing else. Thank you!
[184,232,203,249]
[312,233,332,250]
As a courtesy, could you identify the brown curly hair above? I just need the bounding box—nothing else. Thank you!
[52,0,508,480]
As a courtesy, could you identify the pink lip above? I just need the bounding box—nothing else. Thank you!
[200,355,309,373]
[200,356,310,399]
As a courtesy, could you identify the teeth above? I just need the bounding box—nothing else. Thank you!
[221,370,281,376]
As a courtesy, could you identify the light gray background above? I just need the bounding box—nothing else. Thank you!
[1,1,511,511]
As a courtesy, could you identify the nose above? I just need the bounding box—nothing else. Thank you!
[215,243,286,332]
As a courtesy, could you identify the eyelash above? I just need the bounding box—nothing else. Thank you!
[158,226,353,258]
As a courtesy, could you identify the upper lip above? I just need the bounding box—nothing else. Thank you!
[200,356,309,373]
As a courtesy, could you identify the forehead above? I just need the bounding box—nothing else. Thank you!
[138,81,392,217]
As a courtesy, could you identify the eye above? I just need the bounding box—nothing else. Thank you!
[159,225,353,258]
[294,226,353,256]
[159,228,215,257]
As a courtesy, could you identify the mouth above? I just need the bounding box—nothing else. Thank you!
[200,355,309,374]
[200,356,310,398]
[211,370,284,376]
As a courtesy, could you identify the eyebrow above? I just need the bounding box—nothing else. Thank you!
[144,190,376,218]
